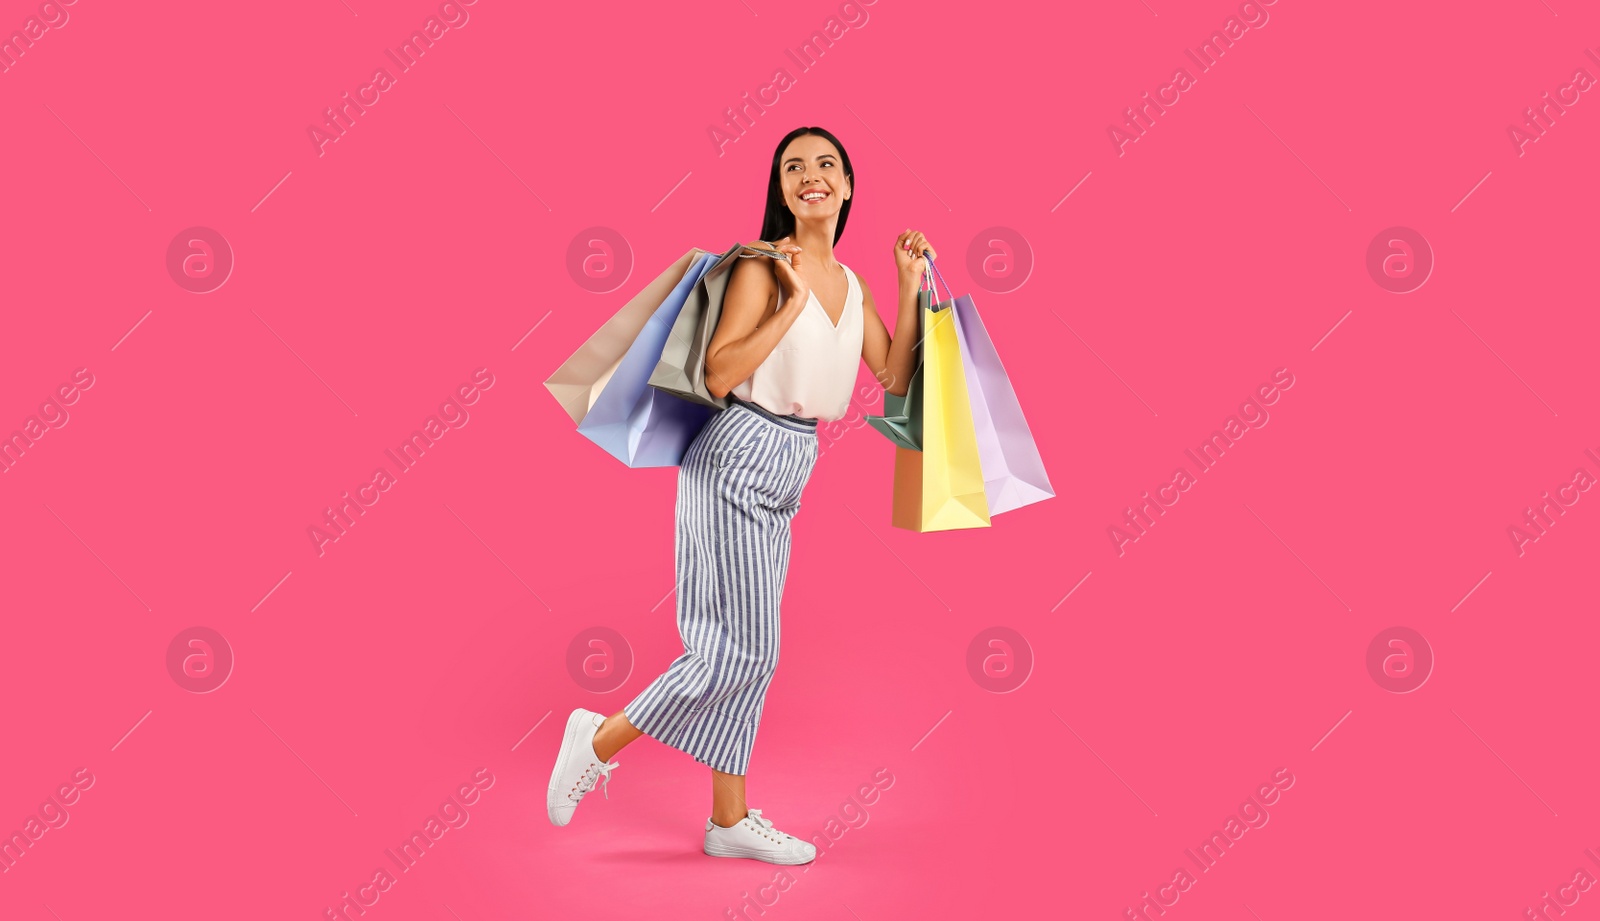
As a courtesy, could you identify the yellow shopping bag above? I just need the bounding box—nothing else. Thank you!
[891,287,991,532]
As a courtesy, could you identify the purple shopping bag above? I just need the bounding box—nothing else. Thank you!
[576,251,720,467]
[928,259,1055,514]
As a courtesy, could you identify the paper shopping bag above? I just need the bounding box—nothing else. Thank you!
[891,279,991,532]
[865,286,928,451]
[544,248,708,425]
[649,242,793,410]
[576,251,721,467]
[934,260,1055,515]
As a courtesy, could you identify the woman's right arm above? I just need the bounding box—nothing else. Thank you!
[704,243,809,399]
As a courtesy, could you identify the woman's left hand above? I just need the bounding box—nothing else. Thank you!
[894,229,937,280]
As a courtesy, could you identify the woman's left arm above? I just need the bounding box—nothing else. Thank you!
[862,230,936,397]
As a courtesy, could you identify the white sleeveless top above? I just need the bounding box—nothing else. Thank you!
[732,263,864,422]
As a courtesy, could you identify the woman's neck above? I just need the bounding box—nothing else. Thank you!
[791,222,837,267]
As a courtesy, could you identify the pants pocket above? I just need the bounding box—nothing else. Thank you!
[715,439,756,470]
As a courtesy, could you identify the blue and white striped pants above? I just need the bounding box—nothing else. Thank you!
[624,398,819,775]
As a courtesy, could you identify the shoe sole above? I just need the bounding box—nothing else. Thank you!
[703,841,816,866]
[546,709,593,827]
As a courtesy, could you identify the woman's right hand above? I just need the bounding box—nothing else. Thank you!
[894,229,936,281]
[743,239,807,309]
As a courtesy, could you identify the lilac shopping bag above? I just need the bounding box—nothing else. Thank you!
[544,247,709,425]
[576,251,720,467]
[928,259,1055,514]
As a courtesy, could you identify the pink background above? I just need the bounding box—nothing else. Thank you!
[3,0,1598,918]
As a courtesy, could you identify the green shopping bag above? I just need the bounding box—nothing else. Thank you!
[865,286,929,451]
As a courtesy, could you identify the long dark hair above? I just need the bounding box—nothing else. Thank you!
[759,126,854,245]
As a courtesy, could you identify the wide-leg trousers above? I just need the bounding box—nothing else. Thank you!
[624,398,819,775]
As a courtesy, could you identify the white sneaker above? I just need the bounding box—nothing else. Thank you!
[546,709,618,827]
[703,809,816,865]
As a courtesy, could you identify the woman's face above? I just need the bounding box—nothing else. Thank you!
[779,134,850,223]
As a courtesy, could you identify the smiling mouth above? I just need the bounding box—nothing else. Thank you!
[799,190,830,203]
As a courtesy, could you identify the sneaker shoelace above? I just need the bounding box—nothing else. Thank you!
[743,809,791,844]
[569,759,618,803]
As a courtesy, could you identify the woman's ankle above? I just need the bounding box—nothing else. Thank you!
[592,720,618,761]
[710,809,749,828]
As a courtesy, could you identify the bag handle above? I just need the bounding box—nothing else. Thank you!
[923,252,955,304]
[737,242,793,264]
[921,252,954,308]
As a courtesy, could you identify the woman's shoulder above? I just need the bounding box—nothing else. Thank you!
[730,256,778,282]
[844,263,869,299]
[729,241,782,293]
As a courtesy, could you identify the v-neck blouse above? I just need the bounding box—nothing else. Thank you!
[731,263,864,423]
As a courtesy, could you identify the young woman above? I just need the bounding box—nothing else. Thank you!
[547,126,936,865]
